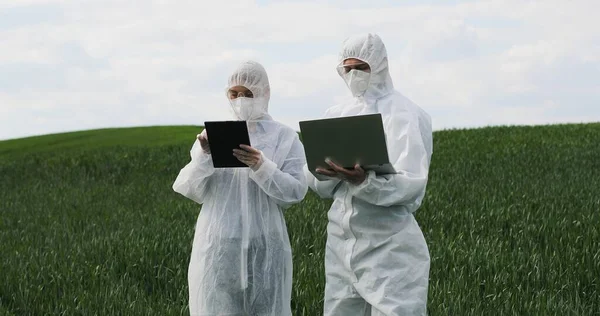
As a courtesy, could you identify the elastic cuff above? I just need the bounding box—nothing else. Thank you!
[193,150,215,173]
[250,154,277,185]
[350,170,376,195]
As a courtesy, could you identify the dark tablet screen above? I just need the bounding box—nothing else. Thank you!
[204,121,251,168]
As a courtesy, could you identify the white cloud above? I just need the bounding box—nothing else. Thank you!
[0,0,599,140]
[269,54,340,98]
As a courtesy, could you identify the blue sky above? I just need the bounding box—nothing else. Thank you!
[1,0,599,140]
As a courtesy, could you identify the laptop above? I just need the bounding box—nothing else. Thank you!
[299,113,396,181]
[204,120,251,168]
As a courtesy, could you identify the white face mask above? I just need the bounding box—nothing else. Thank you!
[343,69,371,97]
[230,97,265,120]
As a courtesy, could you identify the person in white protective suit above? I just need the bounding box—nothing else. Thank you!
[304,33,433,315]
[172,60,308,316]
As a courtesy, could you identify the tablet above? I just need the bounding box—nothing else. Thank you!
[299,113,396,180]
[204,120,251,168]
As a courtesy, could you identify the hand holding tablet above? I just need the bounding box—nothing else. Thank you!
[203,121,252,168]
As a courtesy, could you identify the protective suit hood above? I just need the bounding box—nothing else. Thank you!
[337,33,395,100]
[226,60,272,121]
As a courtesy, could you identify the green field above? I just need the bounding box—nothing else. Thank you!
[1,124,599,315]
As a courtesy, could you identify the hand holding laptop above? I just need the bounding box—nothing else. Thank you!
[316,158,366,185]
[300,113,396,182]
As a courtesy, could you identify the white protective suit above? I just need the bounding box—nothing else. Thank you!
[173,61,308,316]
[304,34,433,316]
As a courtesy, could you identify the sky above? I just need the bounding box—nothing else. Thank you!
[1,0,599,140]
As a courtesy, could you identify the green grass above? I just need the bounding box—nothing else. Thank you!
[0,125,201,159]
[1,123,599,315]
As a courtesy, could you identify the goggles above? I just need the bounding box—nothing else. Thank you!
[227,89,254,99]
[337,62,371,74]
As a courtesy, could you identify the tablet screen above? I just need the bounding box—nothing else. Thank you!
[204,121,251,168]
